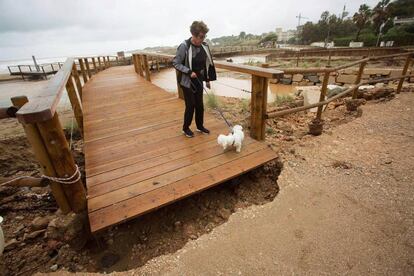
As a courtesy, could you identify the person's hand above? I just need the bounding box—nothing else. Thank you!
[206,81,211,89]
[190,72,197,78]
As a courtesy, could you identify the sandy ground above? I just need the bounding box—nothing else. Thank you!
[102,93,413,275]
[1,73,413,275]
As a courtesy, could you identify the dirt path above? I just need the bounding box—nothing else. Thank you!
[103,93,414,275]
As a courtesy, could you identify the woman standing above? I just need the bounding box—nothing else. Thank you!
[173,21,217,138]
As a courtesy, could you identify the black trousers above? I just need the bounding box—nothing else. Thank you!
[181,80,204,130]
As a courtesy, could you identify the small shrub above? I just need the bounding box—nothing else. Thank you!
[274,95,294,106]
[241,98,250,112]
[204,91,219,109]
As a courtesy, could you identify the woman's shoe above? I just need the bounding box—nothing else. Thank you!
[182,128,194,138]
[196,126,210,134]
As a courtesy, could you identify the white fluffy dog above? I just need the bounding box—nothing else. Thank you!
[217,125,245,152]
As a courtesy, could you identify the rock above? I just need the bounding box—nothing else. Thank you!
[46,212,88,250]
[15,216,24,221]
[279,78,292,85]
[301,87,324,113]
[217,208,232,219]
[292,74,304,82]
[4,238,19,251]
[50,264,58,271]
[327,85,345,98]
[336,74,357,84]
[106,238,114,245]
[306,75,320,83]
[342,68,357,75]
[364,68,390,76]
[174,221,182,230]
[31,216,51,231]
[23,229,46,240]
[13,225,25,235]
[269,78,278,84]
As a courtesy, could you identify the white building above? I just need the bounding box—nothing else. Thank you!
[275,28,296,42]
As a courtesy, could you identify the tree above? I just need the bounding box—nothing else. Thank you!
[239,31,246,40]
[353,4,372,41]
[372,0,392,35]
[259,33,278,44]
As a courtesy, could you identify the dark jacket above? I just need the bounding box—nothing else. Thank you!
[173,38,217,88]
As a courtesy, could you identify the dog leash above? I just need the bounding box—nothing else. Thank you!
[190,77,233,133]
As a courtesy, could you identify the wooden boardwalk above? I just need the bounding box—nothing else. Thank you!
[82,65,278,232]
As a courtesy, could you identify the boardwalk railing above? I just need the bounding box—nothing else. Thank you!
[266,51,414,126]
[8,54,114,213]
[131,52,283,140]
[133,50,413,138]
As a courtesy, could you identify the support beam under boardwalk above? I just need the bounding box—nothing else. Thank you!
[82,65,278,232]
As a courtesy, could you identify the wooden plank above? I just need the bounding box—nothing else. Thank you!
[88,141,266,212]
[87,138,257,197]
[89,147,277,232]
[215,61,283,78]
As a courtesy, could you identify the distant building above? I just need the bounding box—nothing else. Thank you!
[275,28,297,42]
[393,17,414,25]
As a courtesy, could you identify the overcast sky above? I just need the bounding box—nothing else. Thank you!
[0,0,379,61]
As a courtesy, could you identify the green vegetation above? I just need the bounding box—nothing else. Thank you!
[204,91,219,109]
[299,0,414,46]
[274,95,294,106]
[240,99,250,112]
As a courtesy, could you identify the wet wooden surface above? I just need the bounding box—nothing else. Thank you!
[82,65,278,232]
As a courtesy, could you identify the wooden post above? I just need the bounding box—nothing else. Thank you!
[353,60,367,99]
[137,55,144,76]
[250,75,268,140]
[296,55,299,67]
[132,54,139,74]
[84,58,92,78]
[97,57,102,71]
[37,113,87,213]
[66,75,84,135]
[102,56,107,70]
[107,56,110,67]
[92,57,98,74]
[316,72,330,120]
[78,58,88,83]
[143,55,151,81]
[11,96,71,213]
[71,63,83,100]
[156,58,160,72]
[396,55,412,94]
[116,56,119,65]
[176,70,184,100]
[327,51,332,67]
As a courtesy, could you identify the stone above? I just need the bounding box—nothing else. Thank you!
[336,74,357,84]
[327,85,345,98]
[279,78,292,85]
[217,208,232,219]
[363,68,390,76]
[301,87,325,113]
[31,216,51,231]
[269,78,278,84]
[23,229,46,240]
[50,264,58,271]
[307,75,320,83]
[4,238,19,251]
[292,74,304,82]
[342,68,357,75]
[46,212,88,250]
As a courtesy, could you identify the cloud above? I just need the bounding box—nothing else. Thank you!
[0,0,380,60]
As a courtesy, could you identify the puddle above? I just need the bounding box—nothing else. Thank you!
[152,68,296,103]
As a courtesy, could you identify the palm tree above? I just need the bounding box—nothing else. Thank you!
[353,4,372,41]
[372,0,392,35]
